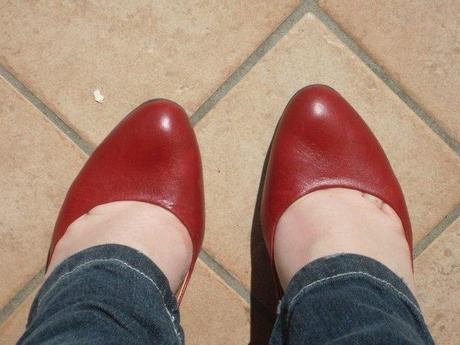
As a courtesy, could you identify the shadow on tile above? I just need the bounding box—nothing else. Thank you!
[250,139,278,344]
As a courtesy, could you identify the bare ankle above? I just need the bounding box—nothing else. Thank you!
[46,201,192,292]
[274,188,415,292]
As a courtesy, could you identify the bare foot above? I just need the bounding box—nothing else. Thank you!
[274,188,415,292]
[46,201,193,292]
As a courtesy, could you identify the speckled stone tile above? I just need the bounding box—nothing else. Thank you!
[320,0,460,141]
[0,0,299,145]
[0,261,251,344]
[195,13,460,301]
[415,218,460,344]
[0,76,86,309]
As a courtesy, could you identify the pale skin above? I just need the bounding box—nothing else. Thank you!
[47,188,415,294]
[274,188,415,293]
[46,201,193,293]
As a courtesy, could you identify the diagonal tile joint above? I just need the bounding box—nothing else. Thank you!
[0,269,44,326]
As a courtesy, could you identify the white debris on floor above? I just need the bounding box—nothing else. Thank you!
[93,89,104,103]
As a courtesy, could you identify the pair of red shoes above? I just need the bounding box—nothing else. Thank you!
[47,85,412,303]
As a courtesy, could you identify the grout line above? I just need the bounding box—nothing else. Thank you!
[189,1,310,125]
[199,250,276,321]
[0,269,44,325]
[306,0,460,155]
[0,65,94,155]
[414,205,460,257]
[199,250,250,302]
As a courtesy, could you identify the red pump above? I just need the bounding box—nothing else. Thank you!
[261,85,412,296]
[47,99,205,303]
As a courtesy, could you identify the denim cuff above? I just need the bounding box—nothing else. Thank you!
[281,253,421,317]
[31,244,182,342]
[270,254,434,344]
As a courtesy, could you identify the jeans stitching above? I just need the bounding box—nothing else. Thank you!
[38,258,182,344]
[286,271,422,324]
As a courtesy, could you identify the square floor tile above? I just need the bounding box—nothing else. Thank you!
[0,77,86,308]
[196,13,460,302]
[320,0,460,141]
[415,218,460,344]
[0,0,299,145]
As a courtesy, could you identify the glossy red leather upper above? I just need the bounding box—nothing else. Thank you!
[261,85,412,293]
[48,99,204,302]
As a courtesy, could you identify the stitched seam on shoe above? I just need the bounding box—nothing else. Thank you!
[38,258,182,343]
[286,271,422,323]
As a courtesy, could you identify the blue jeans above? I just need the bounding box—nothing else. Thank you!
[18,245,434,344]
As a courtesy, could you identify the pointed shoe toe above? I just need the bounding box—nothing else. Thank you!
[48,99,204,303]
[261,85,411,296]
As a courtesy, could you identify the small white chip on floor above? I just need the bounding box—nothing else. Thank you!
[93,89,104,103]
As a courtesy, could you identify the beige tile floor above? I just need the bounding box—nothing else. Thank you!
[0,1,459,344]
